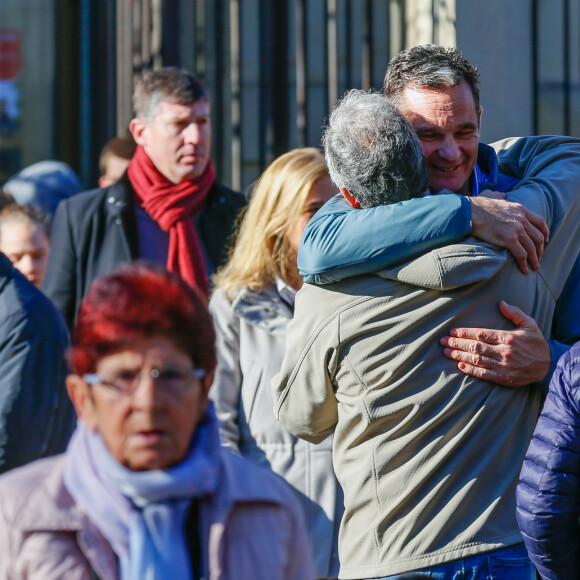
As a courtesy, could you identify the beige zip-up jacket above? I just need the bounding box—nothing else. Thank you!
[273,135,580,578]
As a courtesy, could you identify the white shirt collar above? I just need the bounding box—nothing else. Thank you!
[275,275,297,306]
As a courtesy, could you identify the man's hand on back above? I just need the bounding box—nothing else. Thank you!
[440,300,551,386]
[470,194,550,274]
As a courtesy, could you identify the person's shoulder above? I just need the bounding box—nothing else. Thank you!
[0,455,67,524]
[0,257,67,337]
[297,274,379,310]
[555,341,580,385]
[58,177,132,215]
[208,182,246,211]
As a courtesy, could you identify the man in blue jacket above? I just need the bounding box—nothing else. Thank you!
[274,89,580,580]
[298,44,579,389]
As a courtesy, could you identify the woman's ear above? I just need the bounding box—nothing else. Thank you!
[66,374,98,430]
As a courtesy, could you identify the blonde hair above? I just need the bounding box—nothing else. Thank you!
[214,147,328,297]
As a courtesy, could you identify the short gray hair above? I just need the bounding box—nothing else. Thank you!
[322,90,429,208]
[133,67,209,123]
[384,45,480,112]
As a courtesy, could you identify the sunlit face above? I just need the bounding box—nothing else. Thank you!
[69,335,212,471]
[399,81,481,195]
[99,154,131,188]
[130,99,212,185]
[0,221,50,288]
[285,174,336,289]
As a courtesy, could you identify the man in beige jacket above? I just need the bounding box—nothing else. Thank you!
[273,90,580,578]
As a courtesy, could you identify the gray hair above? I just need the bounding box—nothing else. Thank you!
[384,44,480,112]
[322,90,429,209]
[133,67,209,123]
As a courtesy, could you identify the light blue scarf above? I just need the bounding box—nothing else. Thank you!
[63,405,221,580]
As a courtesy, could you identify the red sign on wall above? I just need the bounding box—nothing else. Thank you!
[0,30,22,81]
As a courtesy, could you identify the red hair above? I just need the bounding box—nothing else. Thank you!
[68,262,216,375]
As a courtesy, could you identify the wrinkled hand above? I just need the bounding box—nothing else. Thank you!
[470,194,550,274]
[440,301,551,386]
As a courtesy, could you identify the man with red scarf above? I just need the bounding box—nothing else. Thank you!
[43,68,246,328]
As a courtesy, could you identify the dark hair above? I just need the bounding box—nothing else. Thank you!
[98,134,137,176]
[133,67,209,123]
[384,44,480,112]
[68,262,216,376]
[322,90,429,208]
[0,203,51,237]
[0,189,15,212]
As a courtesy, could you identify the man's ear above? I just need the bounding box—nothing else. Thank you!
[66,374,98,431]
[129,118,148,147]
[339,187,361,208]
[477,106,483,128]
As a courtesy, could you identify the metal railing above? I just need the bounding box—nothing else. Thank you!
[78,0,403,191]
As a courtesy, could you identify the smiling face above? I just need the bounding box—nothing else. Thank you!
[130,99,212,184]
[399,81,481,195]
[68,335,212,471]
[0,221,50,288]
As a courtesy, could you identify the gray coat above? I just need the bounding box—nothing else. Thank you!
[209,285,342,578]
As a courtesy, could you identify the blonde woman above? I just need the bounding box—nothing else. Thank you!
[210,148,341,579]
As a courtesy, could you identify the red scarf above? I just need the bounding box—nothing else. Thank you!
[128,146,214,296]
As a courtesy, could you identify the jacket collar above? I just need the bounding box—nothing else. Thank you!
[476,143,519,193]
[102,173,139,259]
[103,172,134,213]
[377,241,507,291]
[476,143,500,190]
[231,285,292,336]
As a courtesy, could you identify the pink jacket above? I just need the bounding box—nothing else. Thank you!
[0,451,314,580]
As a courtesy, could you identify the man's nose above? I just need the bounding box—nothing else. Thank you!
[183,123,201,144]
[437,135,461,161]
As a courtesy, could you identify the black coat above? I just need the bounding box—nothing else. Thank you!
[0,254,73,473]
[43,174,246,328]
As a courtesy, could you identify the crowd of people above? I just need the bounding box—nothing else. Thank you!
[0,45,579,580]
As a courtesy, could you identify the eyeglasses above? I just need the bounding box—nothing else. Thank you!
[83,367,206,398]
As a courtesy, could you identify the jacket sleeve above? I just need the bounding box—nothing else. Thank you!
[493,136,580,288]
[0,294,71,473]
[272,289,339,444]
[208,290,243,451]
[297,193,471,284]
[516,348,580,580]
[495,136,580,386]
[42,198,78,329]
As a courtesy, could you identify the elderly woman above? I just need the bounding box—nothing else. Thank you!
[0,263,313,580]
[210,147,342,579]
